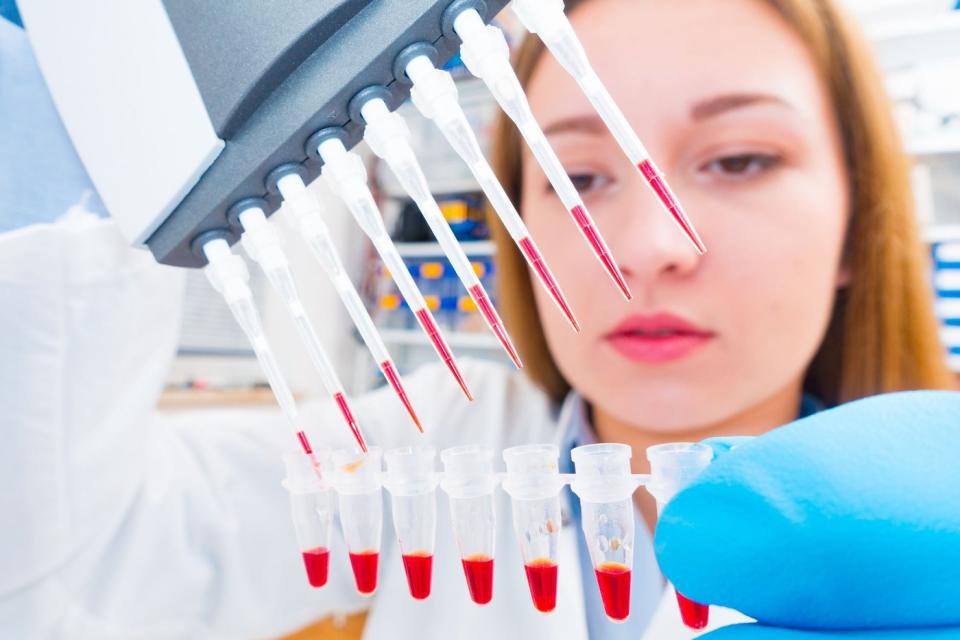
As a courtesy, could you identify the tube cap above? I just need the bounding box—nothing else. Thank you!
[384,446,438,496]
[646,442,713,505]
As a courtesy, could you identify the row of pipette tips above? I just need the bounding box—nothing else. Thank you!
[283,440,713,629]
[200,0,707,455]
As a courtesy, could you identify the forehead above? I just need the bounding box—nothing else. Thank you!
[523,0,828,131]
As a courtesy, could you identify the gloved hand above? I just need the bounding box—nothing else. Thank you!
[654,391,960,639]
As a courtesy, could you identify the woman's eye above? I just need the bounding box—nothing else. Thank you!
[565,173,610,193]
[701,153,781,178]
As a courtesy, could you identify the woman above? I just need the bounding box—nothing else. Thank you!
[1,0,953,638]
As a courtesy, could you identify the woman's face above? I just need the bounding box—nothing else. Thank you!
[520,0,849,431]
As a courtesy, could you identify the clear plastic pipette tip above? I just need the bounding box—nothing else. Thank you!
[380,360,423,433]
[636,160,706,255]
[518,237,580,333]
[415,307,473,401]
[569,204,632,301]
[469,284,522,369]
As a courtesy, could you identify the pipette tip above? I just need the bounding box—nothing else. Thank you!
[296,430,313,455]
[569,204,633,301]
[517,237,580,333]
[468,284,523,370]
[637,160,706,255]
[414,308,474,401]
[333,392,368,452]
[380,360,424,433]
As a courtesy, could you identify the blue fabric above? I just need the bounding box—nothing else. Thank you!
[655,391,960,638]
[0,0,21,28]
[0,15,108,233]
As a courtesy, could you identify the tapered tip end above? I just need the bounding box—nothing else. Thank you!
[381,360,426,434]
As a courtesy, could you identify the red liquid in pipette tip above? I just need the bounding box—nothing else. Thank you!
[569,205,632,301]
[381,360,423,433]
[349,549,380,595]
[517,237,580,332]
[637,159,706,255]
[461,554,494,605]
[595,562,631,622]
[468,283,522,369]
[414,308,473,401]
[676,591,710,629]
[333,392,367,452]
[523,558,558,613]
[402,550,434,600]
[296,430,313,455]
[302,546,330,588]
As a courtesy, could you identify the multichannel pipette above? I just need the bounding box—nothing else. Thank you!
[403,54,580,332]
[315,135,473,401]
[234,203,367,452]
[510,2,706,257]
[452,8,632,302]
[274,170,423,434]
[510,0,705,255]
[358,95,522,368]
[200,237,316,457]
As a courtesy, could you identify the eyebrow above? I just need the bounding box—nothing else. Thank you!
[541,93,792,138]
[689,93,790,121]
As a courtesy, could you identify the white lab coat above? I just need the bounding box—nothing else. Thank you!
[0,217,743,639]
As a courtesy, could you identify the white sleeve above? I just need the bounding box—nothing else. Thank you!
[0,355,471,640]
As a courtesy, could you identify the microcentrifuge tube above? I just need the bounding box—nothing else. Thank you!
[275,172,424,433]
[453,8,632,301]
[510,0,705,255]
[317,137,472,400]
[359,97,522,369]
[440,445,499,605]
[571,443,644,623]
[332,447,384,596]
[405,55,580,333]
[647,443,714,630]
[384,446,440,600]
[502,444,566,614]
[236,204,367,451]
[283,450,335,588]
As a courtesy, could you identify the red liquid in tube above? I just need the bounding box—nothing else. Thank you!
[401,551,434,600]
[348,549,380,595]
[595,562,631,622]
[523,558,558,613]
[676,591,710,629]
[461,554,494,605]
[301,546,330,588]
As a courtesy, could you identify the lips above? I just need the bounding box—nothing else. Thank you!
[605,312,714,363]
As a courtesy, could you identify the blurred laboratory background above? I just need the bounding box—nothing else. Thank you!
[161,0,960,411]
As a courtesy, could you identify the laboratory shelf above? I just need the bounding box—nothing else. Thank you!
[867,11,960,68]
[907,133,960,157]
[395,240,495,258]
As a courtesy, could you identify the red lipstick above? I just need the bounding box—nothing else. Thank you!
[606,313,713,363]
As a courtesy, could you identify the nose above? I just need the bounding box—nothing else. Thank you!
[611,180,703,286]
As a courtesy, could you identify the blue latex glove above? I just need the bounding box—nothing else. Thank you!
[654,391,960,639]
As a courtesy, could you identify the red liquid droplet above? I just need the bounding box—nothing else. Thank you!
[296,430,313,455]
[401,551,434,600]
[301,546,330,588]
[381,360,423,433]
[333,392,367,452]
[517,237,580,332]
[637,159,706,255]
[676,590,710,629]
[468,284,522,369]
[414,308,473,400]
[595,562,631,622]
[461,554,494,605]
[348,549,380,596]
[568,205,632,301]
[523,558,558,613]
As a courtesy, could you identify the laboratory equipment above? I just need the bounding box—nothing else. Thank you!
[332,447,385,597]
[273,169,423,433]
[501,444,566,614]
[450,7,632,301]
[234,202,367,451]
[570,443,645,623]
[384,446,440,600]
[282,449,335,589]
[647,442,714,630]
[510,0,705,255]
[440,445,499,606]
[402,53,580,332]
[358,95,521,368]
[315,134,473,401]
